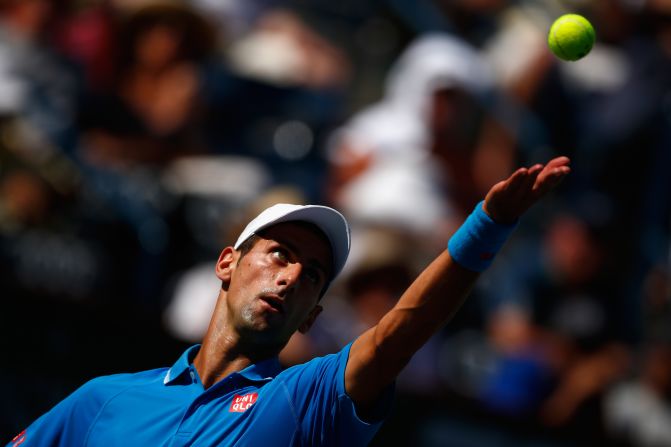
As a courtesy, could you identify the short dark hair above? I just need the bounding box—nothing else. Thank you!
[236,234,261,261]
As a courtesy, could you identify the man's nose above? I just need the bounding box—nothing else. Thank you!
[276,262,302,289]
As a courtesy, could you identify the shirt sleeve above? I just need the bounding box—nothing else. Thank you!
[6,378,106,447]
[280,342,395,447]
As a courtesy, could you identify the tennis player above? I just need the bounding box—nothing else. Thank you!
[8,157,570,447]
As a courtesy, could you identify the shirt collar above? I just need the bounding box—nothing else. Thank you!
[163,345,283,385]
[237,356,282,382]
[164,345,201,385]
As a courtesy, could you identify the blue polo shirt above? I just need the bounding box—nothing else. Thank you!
[8,342,392,447]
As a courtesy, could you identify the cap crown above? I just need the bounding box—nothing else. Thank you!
[234,204,351,279]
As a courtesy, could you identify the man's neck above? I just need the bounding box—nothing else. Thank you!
[193,347,252,389]
[193,321,282,389]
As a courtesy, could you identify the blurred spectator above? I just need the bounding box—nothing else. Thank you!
[0,117,109,302]
[77,1,217,166]
[604,342,671,447]
[434,0,510,47]
[191,0,282,39]
[472,210,633,444]
[534,213,615,345]
[52,2,117,92]
[483,208,629,343]
[603,263,671,446]
[206,7,352,201]
[227,9,351,90]
[0,116,157,435]
[540,343,630,443]
[0,0,80,151]
[478,304,556,417]
[62,2,224,305]
[326,33,517,250]
[641,266,671,344]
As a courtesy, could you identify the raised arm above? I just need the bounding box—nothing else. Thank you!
[345,156,571,410]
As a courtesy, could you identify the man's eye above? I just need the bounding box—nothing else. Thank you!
[304,268,320,285]
[272,248,289,263]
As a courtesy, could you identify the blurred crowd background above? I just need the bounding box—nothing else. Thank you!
[1,0,671,445]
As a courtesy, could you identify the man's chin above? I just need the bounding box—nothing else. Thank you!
[242,313,287,337]
[239,303,295,340]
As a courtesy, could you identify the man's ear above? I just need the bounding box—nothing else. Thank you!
[298,305,323,334]
[215,247,237,286]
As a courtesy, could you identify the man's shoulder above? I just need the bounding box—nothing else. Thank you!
[75,367,169,401]
[275,343,353,385]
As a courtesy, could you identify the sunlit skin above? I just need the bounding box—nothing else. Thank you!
[193,222,332,388]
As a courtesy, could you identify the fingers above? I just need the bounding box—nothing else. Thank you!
[484,157,571,223]
[534,161,571,196]
[507,167,531,191]
[511,158,570,199]
[524,164,543,191]
[546,156,571,169]
[506,164,542,196]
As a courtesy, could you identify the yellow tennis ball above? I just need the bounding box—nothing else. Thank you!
[547,14,595,61]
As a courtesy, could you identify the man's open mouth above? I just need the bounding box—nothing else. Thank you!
[259,294,285,314]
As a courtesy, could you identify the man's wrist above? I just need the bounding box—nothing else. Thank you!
[447,201,517,272]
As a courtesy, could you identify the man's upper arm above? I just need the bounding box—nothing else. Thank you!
[9,379,103,447]
[282,343,393,446]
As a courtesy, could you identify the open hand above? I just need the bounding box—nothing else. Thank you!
[483,156,571,224]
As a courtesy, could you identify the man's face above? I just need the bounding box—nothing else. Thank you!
[221,222,333,346]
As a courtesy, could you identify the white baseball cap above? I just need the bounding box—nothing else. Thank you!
[234,203,351,278]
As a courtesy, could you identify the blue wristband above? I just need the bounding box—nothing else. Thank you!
[447,201,517,272]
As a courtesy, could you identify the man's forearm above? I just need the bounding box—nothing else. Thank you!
[374,251,478,362]
[346,250,479,406]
